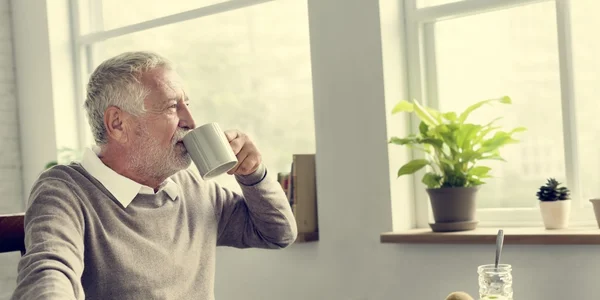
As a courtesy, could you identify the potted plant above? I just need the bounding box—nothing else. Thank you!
[44,147,82,169]
[589,198,600,229]
[389,96,525,232]
[536,178,571,229]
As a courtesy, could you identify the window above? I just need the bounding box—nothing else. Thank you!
[403,0,599,227]
[417,0,464,8]
[99,0,230,30]
[73,0,315,192]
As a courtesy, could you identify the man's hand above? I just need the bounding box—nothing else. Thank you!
[224,130,262,176]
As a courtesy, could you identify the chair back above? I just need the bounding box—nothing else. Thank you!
[0,213,25,255]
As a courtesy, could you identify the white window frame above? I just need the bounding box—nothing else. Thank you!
[403,0,597,228]
[69,0,276,148]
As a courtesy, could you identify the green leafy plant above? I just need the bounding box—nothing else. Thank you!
[389,96,526,189]
[44,147,83,170]
[536,178,570,201]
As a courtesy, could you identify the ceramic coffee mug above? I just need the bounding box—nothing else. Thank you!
[182,122,238,179]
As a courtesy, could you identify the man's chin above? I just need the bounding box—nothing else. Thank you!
[174,156,192,171]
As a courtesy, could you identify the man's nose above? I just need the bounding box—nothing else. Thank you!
[178,104,196,129]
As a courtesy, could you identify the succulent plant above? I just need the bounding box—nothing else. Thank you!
[536,178,570,201]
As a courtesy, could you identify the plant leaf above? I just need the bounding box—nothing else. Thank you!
[478,131,518,154]
[469,166,491,177]
[422,172,442,188]
[421,137,444,149]
[419,121,429,136]
[425,107,443,124]
[458,96,511,123]
[389,136,418,145]
[412,99,439,126]
[397,159,429,177]
[509,126,527,134]
[442,112,457,122]
[460,150,483,162]
[44,161,58,170]
[391,100,414,114]
[468,177,485,186]
[499,95,511,104]
[456,124,481,149]
[481,153,506,161]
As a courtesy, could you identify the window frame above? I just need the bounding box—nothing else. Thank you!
[69,0,276,148]
[402,0,596,228]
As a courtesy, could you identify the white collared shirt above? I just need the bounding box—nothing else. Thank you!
[80,146,179,208]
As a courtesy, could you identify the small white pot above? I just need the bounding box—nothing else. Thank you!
[539,200,571,229]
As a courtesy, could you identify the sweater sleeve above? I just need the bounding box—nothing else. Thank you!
[11,178,86,300]
[213,164,298,249]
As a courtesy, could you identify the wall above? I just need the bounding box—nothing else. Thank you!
[0,0,22,213]
[0,0,77,298]
[0,0,23,298]
[214,1,600,300]
[11,0,77,205]
[4,0,600,299]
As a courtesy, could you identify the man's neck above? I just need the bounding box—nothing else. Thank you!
[98,145,168,190]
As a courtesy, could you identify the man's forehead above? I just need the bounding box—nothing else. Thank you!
[143,68,186,98]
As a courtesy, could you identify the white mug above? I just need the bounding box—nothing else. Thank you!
[182,123,238,179]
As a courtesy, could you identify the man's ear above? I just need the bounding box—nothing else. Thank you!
[104,106,129,144]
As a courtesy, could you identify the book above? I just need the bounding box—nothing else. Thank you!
[291,154,318,233]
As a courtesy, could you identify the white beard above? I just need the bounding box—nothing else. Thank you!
[129,123,191,181]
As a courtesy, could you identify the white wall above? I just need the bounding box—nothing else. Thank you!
[11,0,78,205]
[214,1,600,300]
[11,0,58,203]
[0,0,23,214]
[0,0,23,298]
[4,0,600,299]
[0,0,77,298]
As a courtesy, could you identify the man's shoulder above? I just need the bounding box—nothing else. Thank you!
[37,163,87,186]
[27,164,92,213]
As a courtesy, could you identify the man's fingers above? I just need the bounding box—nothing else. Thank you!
[228,148,249,174]
[222,130,262,175]
[228,136,244,155]
[228,148,261,175]
[224,130,238,142]
[232,156,260,175]
[238,156,260,175]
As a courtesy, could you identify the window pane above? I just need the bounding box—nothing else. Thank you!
[433,1,564,209]
[417,0,464,8]
[571,0,600,202]
[90,0,315,192]
[101,0,231,30]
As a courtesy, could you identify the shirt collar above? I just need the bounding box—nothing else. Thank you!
[80,146,179,208]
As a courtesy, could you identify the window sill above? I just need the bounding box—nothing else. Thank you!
[380,226,600,245]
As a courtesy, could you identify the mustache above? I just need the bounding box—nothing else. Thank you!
[173,129,190,143]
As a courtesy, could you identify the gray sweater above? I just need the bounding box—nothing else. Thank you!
[11,164,297,300]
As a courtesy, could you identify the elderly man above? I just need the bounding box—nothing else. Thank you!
[11,51,297,300]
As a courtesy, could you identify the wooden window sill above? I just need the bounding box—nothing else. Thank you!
[380,226,600,245]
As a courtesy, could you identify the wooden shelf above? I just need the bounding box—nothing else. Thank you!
[295,232,319,243]
[380,226,600,245]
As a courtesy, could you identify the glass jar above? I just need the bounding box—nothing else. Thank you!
[477,264,513,300]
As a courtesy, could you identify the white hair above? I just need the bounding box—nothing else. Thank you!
[83,51,172,145]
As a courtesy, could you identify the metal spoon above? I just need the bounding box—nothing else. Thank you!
[494,229,504,270]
